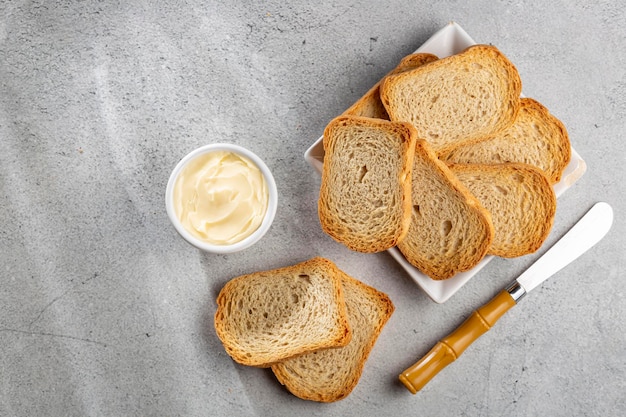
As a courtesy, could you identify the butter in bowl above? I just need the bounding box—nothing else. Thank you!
[166,143,277,254]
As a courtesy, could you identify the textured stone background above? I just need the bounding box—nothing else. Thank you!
[1,1,624,416]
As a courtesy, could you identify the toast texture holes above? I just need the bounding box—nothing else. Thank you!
[441,220,453,237]
[357,165,368,183]
[319,116,417,253]
[397,140,494,280]
[214,257,351,367]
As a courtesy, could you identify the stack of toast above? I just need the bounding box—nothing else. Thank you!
[319,44,568,280]
[214,257,394,402]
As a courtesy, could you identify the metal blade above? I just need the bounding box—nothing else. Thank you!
[517,202,613,293]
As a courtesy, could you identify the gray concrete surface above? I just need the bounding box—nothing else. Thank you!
[1,1,624,416]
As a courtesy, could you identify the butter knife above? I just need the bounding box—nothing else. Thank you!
[399,202,614,394]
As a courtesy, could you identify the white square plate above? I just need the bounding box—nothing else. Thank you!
[304,22,587,303]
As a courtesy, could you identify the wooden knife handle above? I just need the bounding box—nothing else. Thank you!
[399,289,517,394]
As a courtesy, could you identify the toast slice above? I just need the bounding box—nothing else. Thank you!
[450,163,557,257]
[213,257,351,367]
[397,140,494,280]
[271,270,394,402]
[343,53,438,120]
[319,115,417,253]
[380,44,522,155]
[441,98,571,184]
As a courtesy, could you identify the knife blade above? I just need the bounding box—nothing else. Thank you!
[399,202,614,394]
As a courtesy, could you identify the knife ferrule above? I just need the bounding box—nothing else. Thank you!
[506,281,526,303]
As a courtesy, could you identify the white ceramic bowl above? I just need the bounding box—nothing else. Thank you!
[165,143,277,254]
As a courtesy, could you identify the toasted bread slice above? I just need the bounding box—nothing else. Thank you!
[319,115,417,253]
[450,163,556,257]
[380,44,522,155]
[441,98,571,184]
[397,140,494,280]
[343,53,438,120]
[213,257,351,367]
[271,270,394,402]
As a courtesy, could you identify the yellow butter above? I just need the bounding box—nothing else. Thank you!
[173,150,269,245]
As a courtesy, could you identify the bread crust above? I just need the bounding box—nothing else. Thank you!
[450,162,557,257]
[397,140,494,280]
[441,97,571,184]
[343,53,438,119]
[318,115,417,253]
[380,44,522,156]
[213,257,351,367]
[271,270,394,402]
